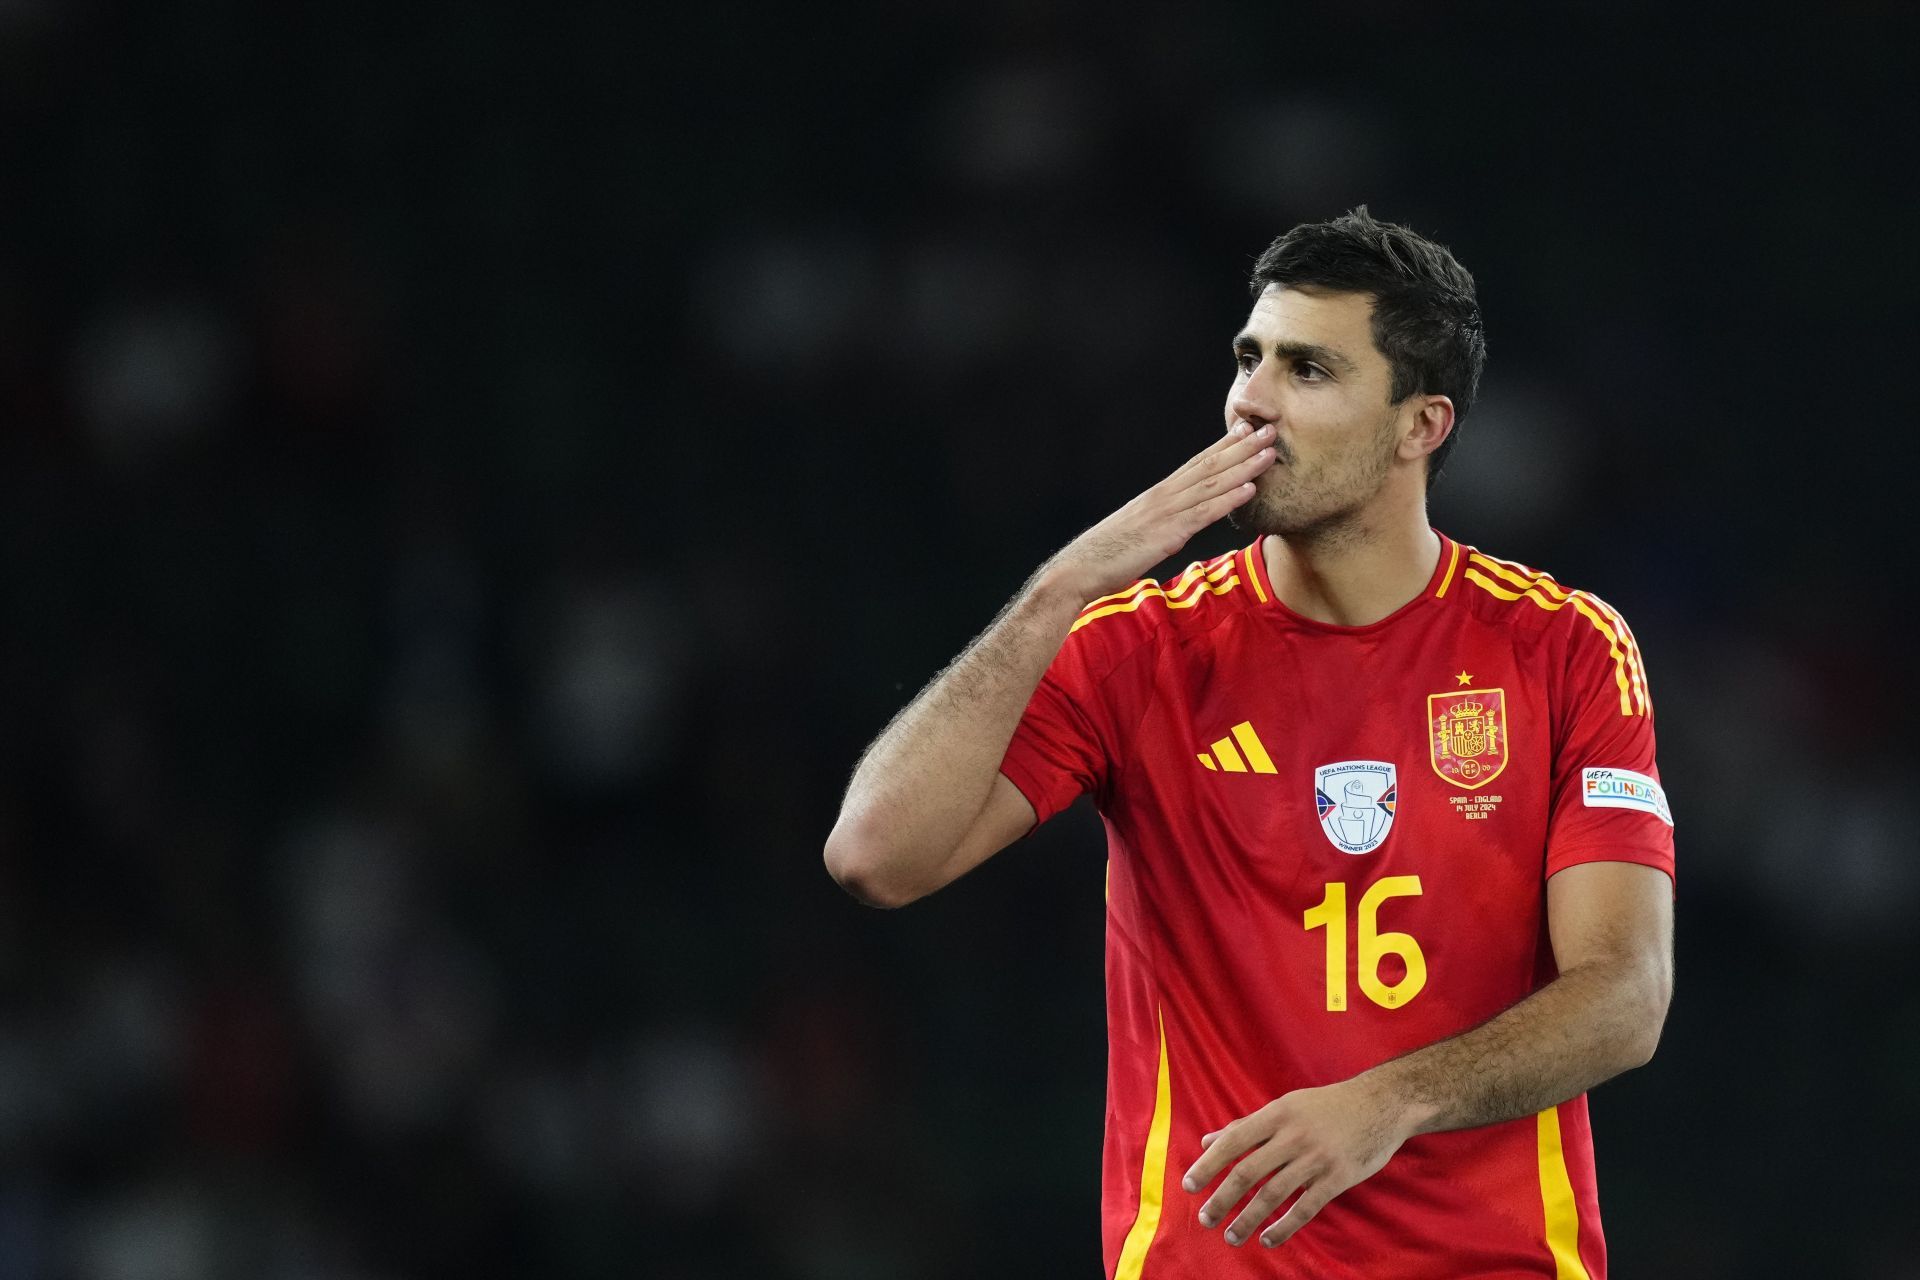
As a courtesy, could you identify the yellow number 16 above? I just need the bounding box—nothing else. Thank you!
[1302,876,1428,1011]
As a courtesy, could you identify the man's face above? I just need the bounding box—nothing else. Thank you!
[1223,285,1405,540]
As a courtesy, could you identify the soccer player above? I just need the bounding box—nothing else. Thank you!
[824,208,1674,1279]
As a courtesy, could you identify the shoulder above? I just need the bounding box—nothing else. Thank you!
[1451,542,1648,715]
[1062,543,1263,667]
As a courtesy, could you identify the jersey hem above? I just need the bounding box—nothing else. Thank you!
[997,761,1057,832]
[1544,845,1675,886]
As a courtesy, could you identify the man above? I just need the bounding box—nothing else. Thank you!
[824,207,1674,1279]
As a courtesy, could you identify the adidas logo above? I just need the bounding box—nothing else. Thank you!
[1197,721,1277,774]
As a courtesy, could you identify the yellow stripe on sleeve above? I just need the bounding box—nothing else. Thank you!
[1461,564,1640,716]
[1168,558,1236,605]
[1069,575,1242,634]
[1462,566,1572,616]
[1470,551,1568,597]
[1115,1004,1173,1280]
[1585,592,1650,714]
[1566,595,1639,715]
[1080,556,1234,618]
[1536,1105,1592,1280]
[1070,586,1170,632]
[1170,576,1238,608]
[1081,578,1163,612]
[1468,553,1570,601]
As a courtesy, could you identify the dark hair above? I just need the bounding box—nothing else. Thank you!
[1250,206,1485,489]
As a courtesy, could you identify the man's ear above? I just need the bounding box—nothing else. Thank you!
[1399,395,1455,463]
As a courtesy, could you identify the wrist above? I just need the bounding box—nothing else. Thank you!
[1397,1093,1443,1140]
[1027,566,1094,614]
[1354,1063,1442,1141]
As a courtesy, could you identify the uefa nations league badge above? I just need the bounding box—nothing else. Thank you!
[1314,761,1398,854]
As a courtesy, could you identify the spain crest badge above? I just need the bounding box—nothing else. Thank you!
[1427,688,1509,789]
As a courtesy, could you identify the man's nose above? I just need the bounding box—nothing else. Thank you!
[1231,390,1277,430]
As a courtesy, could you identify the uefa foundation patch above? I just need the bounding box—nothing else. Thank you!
[1581,767,1673,826]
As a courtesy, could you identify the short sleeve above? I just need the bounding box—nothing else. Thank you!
[998,609,1158,829]
[1544,595,1675,885]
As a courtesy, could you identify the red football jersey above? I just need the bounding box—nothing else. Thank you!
[998,530,1673,1280]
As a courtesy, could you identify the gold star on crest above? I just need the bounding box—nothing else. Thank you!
[1456,670,1474,686]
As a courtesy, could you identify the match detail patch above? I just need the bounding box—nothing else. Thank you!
[1581,767,1672,826]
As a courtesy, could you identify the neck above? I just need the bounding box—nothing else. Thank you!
[1261,507,1441,627]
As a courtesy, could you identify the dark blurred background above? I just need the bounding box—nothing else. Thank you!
[2,3,1916,1277]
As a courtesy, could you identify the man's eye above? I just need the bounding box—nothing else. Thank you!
[1296,362,1330,382]
[1235,353,1259,375]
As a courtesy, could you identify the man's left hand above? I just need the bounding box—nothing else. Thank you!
[1180,1076,1423,1249]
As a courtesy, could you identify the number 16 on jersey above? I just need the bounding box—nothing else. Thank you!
[1302,876,1428,1011]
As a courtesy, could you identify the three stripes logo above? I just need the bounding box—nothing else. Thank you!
[1196,721,1277,774]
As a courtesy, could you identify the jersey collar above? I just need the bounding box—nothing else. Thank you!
[1242,529,1459,633]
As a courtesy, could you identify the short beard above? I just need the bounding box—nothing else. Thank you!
[1232,495,1370,550]
[1226,489,1375,558]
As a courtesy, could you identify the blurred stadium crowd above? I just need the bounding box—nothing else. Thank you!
[1,3,1915,1278]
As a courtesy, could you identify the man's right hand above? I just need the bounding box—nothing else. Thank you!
[1038,422,1278,605]
[827,423,1275,908]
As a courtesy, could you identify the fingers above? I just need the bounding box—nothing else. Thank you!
[1177,421,1275,477]
[1201,478,1259,522]
[1177,425,1244,471]
[1165,475,1257,543]
[1190,1143,1282,1235]
[1182,1124,1245,1196]
[1171,430,1275,506]
[1226,1164,1307,1246]
[1193,1140,1287,1230]
[1260,1184,1336,1247]
[1053,418,1278,603]
[1220,440,1276,487]
[1213,422,1276,467]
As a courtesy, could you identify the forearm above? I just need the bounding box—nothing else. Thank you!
[826,567,1086,894]
[1363,959,1666,1138]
